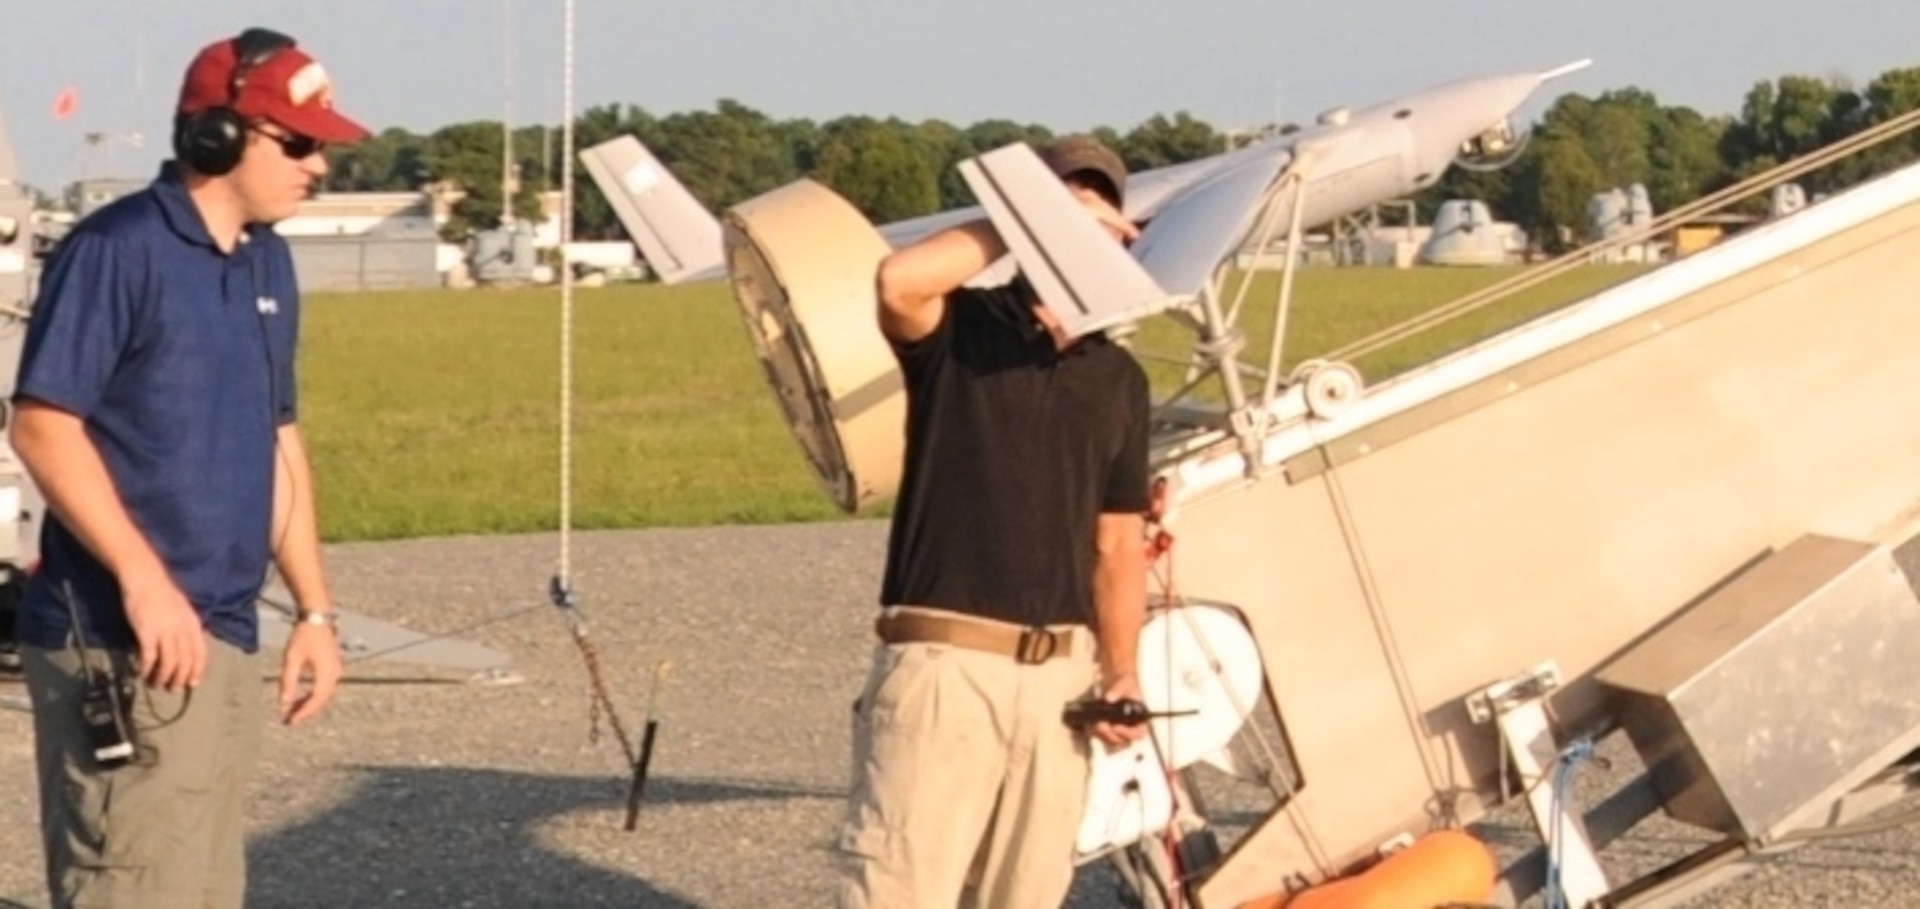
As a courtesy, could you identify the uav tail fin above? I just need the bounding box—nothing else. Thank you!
[958,143,1168,339]
[580,136,725,284]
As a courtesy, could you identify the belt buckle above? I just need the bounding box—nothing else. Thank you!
[1015,627,1061,664]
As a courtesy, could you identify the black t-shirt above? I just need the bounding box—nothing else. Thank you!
[879,282,1151,626]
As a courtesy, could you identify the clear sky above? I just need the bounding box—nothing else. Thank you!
[1,0,1915,191]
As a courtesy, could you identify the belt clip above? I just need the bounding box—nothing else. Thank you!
[1016,627,1061,664]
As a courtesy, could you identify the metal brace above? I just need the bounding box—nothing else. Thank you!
[1466,660,1610,908]
[1466,660,1562,725]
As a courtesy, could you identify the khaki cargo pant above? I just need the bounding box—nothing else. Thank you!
[24,637,264,909]
[836,607,1098,909]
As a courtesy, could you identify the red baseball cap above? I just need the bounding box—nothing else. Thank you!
[177,33,370,144]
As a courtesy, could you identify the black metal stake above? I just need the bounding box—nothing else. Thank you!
[623,718,659,831]
[622,660,671,831]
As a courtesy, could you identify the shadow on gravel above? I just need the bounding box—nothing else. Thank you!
[247,766,841,908]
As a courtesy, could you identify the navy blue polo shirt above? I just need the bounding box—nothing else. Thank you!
[13,164,299,654]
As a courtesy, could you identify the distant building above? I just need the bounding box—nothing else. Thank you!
[468,221,542,285]
[274,192,439,292]
[66,178,146,218]
[58,180,442,293]
[532,190,565,250]
[1665,212,1761,258]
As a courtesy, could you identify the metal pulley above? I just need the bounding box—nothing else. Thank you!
[1290,359,1365,419]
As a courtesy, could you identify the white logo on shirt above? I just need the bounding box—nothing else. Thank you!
[257,296,280,316]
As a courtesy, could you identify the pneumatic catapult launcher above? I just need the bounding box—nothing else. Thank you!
[582,59,1920,907]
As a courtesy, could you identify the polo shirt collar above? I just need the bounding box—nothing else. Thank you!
[150,162,266,254]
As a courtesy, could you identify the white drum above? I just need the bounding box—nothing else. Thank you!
[1075,601,1266,859]
[722,180,907,513]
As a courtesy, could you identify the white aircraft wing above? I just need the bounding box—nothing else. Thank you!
[1128,144,1293,299]
[874,206,986,250]
[0,599,514,714]
[257,589,512,676]
[866,153,1229,250]
[952,138,1296,336]
[581,134,1295,296]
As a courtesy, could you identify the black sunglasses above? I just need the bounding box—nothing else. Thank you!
[249,124,325,160]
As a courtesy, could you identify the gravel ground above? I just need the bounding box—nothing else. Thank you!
[1,521,1915,908]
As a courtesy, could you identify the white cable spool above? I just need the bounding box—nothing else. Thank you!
[1074,602,1265,858]
[1136,603,1265,768]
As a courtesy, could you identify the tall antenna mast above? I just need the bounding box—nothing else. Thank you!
[133,34,145,141]
[127,33,147,171]
[544,0,645,806]
[501,0,515,225]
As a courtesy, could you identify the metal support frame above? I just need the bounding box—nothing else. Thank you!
[1161,156,1326,478]
[1472,662,1611,909]
[1602,761,1920,908]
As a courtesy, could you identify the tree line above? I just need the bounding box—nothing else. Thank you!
[323,67,1920,251]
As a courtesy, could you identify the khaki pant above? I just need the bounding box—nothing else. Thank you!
[24,637,264,909]
[836,607,1098,909]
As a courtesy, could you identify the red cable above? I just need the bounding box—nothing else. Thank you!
[1141,477,1187,907]
[1151,526,1184,909]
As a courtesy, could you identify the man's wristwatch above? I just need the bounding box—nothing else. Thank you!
[294,608,338,630]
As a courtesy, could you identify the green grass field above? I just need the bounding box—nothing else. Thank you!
[299,264,1647,542]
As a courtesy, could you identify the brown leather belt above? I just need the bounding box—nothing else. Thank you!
[875,610,1080,664]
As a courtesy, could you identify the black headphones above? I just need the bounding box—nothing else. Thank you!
[172,28,297,176]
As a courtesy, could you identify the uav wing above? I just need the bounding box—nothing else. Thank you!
[1127,143,1293,300]
[581,134,1294,297]
[257,585,512,677]
[956,139,1297,336]
[6,609,507,714]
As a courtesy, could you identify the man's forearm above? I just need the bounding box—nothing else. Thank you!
[875,219,1007,341]
[271,424,332,612]
[879,219,1006,302]
[1091,532,1147,684]
[10,404,168,584]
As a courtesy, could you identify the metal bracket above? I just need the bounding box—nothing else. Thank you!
[1376,831,1416,854]
[1467,660,1562,725]
[1195,327,1246,361]
[1467,660,1610,908]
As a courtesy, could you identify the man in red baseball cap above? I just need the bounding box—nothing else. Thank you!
[168,26,370,224]
[177,28,371,148]
[14,27,363,908]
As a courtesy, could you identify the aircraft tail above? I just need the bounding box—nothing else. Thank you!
[958,142,1169,339]
[580,136,725,284]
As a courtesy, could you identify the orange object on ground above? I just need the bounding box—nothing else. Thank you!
[1237,830,1497,909]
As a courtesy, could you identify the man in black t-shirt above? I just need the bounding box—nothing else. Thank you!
[835,136,1152,908]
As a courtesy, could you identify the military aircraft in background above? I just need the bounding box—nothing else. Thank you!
[582,55,1920,909]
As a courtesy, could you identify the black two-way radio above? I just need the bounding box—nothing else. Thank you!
[60,581,139,768]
